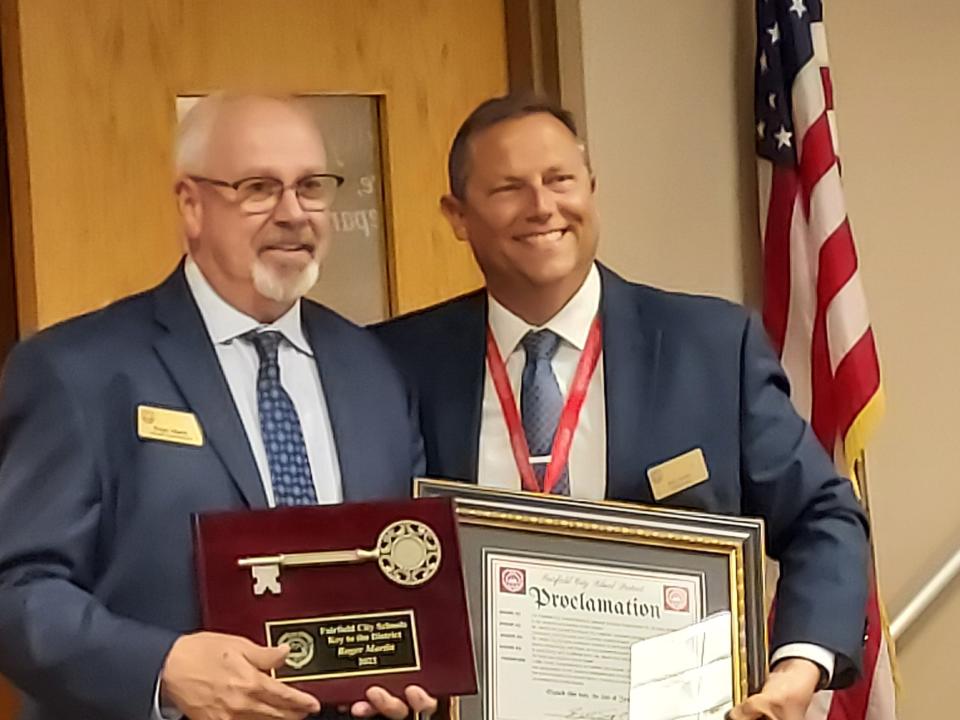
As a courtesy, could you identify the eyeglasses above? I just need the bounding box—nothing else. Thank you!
[189,173,345,213]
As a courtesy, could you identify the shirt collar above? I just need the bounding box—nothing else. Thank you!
[183,255,314,356]
[487,262,601,357]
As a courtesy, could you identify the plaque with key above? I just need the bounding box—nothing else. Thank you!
[192,497,477,705]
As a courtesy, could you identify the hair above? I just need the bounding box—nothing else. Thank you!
[174,93,229,175]
[174,92,318,175]
[447,94,585,200]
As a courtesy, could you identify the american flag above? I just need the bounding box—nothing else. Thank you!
[755,2,896,720]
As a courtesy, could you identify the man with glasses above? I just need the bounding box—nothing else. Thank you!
[0,94,434,720]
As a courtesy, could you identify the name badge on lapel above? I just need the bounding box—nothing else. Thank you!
[137,405,204,447]
[647,448,709,500]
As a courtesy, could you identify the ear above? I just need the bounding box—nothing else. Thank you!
[440,193,469,242]
[175,176,203,240]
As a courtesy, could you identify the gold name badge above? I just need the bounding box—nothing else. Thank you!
[137,405,203,447]
[647,448,709,500]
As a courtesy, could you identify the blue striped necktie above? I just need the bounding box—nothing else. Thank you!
[520,329,570,495]
[245,330,317,506]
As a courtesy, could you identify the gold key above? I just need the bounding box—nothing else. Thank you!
[237,519,441,596]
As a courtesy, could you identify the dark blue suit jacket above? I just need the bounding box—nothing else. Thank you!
[0,266,423,720]
[374,264,869,688]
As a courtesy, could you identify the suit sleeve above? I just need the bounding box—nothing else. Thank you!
[737,312,869,689]
[0,340,178,719]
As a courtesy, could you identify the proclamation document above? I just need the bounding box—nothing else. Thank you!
[484,551,706,720]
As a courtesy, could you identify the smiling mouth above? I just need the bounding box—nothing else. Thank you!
[261,243,315,256]
[514,228,569,243]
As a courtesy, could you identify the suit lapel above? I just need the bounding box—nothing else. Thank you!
[431,293,486,483]
[302,306,386,503]
[598,265,662,504]
[152,267,267,508]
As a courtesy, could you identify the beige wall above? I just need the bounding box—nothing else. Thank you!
[577,0,761,305]
[572,1,959,718]
[827,4,960,715]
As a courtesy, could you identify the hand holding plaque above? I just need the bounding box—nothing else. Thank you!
[160,631,322,719]
[193,497,476,707]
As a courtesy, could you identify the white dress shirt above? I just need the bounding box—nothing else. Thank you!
[184,256,343,505]
[480,263,606,497]
[478,261,834,682]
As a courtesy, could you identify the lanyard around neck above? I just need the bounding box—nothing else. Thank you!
[485,316,602,494]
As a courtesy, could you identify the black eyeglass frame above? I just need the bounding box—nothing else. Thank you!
[188,173,346,211]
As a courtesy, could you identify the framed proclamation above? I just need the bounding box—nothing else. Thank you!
[414,480,766,720]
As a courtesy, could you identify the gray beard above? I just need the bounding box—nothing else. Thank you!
[251,257,320,304]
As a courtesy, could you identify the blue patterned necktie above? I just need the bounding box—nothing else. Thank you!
[520,330,570,495]
[245,330,317,506]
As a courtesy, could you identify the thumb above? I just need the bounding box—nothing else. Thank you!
[242,642,290,671]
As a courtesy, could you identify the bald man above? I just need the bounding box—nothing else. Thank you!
[0,95,434,720]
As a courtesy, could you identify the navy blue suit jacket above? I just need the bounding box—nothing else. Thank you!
[375,264,869,688]
[0,266,423,720]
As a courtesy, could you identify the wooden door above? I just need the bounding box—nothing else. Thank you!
[0,1,508,714]
[1,0,508,334]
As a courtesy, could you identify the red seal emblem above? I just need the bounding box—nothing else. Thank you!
[664,586,689,612]
[500,567,526,594]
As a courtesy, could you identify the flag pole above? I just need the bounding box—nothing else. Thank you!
[854,451,870,514]
[855,449,902,699]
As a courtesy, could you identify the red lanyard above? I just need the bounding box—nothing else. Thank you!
[485,316,602,494]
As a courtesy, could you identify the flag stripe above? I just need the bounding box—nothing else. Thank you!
[780,194,815,418]
[811,22,830,65]
[793,61,827,148]
[834,330,882,439]
[821,67,835,110]
[828,110,842,164]
[866,636,897,720]
[761,164,800,354]
[827,272,870,373]
[811,221,858,447]
[799,117,837,208]
[758,158,774,234]
[809,164,847,249]
[818,220,858,309]
[809,293,836,448]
